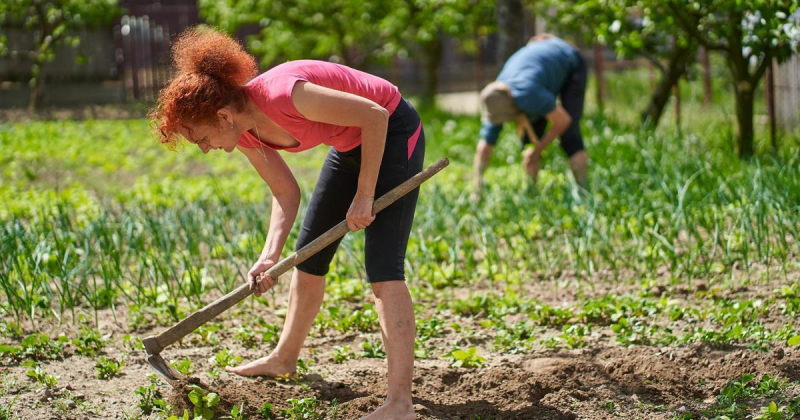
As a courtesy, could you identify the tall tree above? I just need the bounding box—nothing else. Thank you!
[496,0,525,63]
[0,0,120,111]
[665,1,799,157]
[200,0,497,104]
[199,0,402,70]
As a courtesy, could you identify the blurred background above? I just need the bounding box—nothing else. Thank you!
[1,0,798,156]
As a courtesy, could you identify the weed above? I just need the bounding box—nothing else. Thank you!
[72,326,107,357]
[0,333,66,362]
[95,356,124,380]
[187,385,220,420]
[171,357,194,376]
[331,346,352,364]
[134,376,169,415]
[258,401,276,419]
[358,339,386,359]
[443,347,486,368]
[210,349,242,369]
[281,397,322,420]
[25,363,57,388]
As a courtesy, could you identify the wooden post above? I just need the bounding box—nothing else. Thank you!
[593,43,605,112]
[702,47,712,106]
[766,59,777,153]
[673,79,681,129]
[475,33,485,91]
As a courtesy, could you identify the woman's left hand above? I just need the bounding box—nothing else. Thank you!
[346,192,375,231]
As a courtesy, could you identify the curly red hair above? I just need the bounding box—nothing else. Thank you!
[150,27,258,150]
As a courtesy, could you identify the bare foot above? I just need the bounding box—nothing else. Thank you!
[225,355,296,378]
[361,401,414,420]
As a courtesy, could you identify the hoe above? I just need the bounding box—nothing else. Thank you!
[143,158,449,382]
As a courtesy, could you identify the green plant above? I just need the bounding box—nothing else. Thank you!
[134,379,168,415]
[0,333,67,361]
[95,356,124,380]
[25,364,57,388]
[443,347,486,369]
[281,397,322,420]
[72,327,107,357]
[187,385,220,420]
[171,357,194,376]
[210,349,242,369]
[258,402,275,419]
[331,346,352,364]
[358,339,386,359]
[223,402,245,420]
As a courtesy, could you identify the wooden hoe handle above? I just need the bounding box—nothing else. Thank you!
[144,157,449,354]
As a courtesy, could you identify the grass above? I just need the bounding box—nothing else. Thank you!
[0,66,799,417]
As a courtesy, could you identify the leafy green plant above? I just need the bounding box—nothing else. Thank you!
[224,402,245,420]
[25,364,57,388]
[258,402,275,419]
[72,327,107,357]
[331,346,352,364]
[443,347,486,368]
[95,356,124,380]
[187,385,220,420]
[210,349,242,369]
[171,357,194,376]
[358,339,386,359]
[281,397,321,420]
[0,333,67,361]
[134,378,169,415]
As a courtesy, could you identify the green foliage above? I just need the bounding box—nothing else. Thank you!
[358,338,386,359]
[134,376,169,415]
[25,363,57,388]
[210,349,242,369]
[703,374,800,419]
[0,0,120,108]
[200,0,495,68]
[72,326,107,356]
[171,357,194,376]
[331,346,352,364]
[281,397,322,420]
[187,385,220,420]
[0,333,67,362]
[94,356,123,379]
[443,346,486,368]
[258,401,276,419]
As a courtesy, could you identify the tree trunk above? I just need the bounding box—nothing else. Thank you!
[641,46,692,128]
[421,38,442,107]
[733,80,755,158]
[593,44,605,112]
[496,0,525,63]
[28,62,46,112]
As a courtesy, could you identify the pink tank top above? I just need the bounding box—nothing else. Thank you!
[239,60,402,153]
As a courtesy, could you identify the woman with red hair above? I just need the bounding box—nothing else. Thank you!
[151,28,424,420]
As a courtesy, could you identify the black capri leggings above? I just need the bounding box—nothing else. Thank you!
[294,98,425,282]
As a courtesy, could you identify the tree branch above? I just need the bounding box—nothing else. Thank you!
[667,2,727,52]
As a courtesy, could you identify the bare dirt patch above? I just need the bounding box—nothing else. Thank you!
[1,271,798,419]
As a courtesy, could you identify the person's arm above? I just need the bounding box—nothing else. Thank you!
[238,145,301,296]
[533,104,571,156]
[475,123,502,191]
[290,81,389,231]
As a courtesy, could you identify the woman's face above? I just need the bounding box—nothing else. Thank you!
[178,112,240,154]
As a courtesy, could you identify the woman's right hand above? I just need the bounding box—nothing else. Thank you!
[248,259,277,297]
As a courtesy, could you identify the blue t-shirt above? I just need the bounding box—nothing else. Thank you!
[480,37,579,145]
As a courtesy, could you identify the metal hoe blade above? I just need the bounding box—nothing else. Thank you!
[146,352,184,381]
[143,336,185,382]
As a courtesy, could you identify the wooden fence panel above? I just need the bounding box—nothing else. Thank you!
[775,55,800,131]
